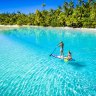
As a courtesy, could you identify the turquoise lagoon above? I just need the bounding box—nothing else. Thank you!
[0,27,96,96]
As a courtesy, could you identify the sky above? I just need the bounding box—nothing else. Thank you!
[0,0,87,14]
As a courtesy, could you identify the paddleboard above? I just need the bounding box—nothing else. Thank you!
[51,54,75,62]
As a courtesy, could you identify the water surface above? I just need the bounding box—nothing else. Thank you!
[0,27,96,96]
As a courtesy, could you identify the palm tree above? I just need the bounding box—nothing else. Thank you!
[17,11,21,14]
[63,2,68,12]
[78,0,84,6]
[68,0,74,15]
[69,0,74,9]
[58,6,62,11]
[88,0,92,4]
[42,3,46,10]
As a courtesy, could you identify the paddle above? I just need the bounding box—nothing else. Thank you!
[49,46,58,56]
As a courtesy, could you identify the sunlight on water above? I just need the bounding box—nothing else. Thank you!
[0,27,96,96]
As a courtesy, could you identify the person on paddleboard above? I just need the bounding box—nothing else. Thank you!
[58,41,64,58]
[67,51,72,60]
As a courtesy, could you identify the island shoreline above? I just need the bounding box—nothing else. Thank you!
[0,25,96,32]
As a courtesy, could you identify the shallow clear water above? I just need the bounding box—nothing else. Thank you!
[0,27,96,96]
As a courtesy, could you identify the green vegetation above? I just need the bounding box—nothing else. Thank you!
[0,0,96,28]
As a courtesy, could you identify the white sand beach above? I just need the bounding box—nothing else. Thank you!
[0,25,96,32]
[0,25,20,31]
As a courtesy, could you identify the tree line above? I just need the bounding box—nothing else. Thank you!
[0,0,96,28]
